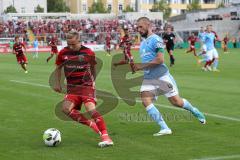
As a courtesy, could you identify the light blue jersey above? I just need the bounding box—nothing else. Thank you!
[198,32,205,42]
[33,40,38,48]
[139,34,169,79]
[202,32,215,51]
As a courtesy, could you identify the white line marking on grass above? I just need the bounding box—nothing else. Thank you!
[10,80,50,88]
[192,154,240,160]
[10,80,240,122]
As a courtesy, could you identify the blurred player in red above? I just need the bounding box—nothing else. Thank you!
[113,27,135,74]
[13,36,28,73]
[46,37,58,62]
[223,35,229,53]
[54,31,113,148]
[105,32,111,56]
[186,33,197,56]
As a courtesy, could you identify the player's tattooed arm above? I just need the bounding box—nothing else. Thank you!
[54,65,62,93]
[90,64,96,81]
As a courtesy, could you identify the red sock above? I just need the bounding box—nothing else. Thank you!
[69,109,100,134]
[193,49,196,56]
[210,58,215,65]
[130,61,135,73]
[90,110,108,135]
[117,60,127,65]
[204,61,211,67]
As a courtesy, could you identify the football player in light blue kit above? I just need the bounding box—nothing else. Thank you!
[197,27,208,65]
[202,25,220,72]
[33,39,39,59]
[134,17,206,136]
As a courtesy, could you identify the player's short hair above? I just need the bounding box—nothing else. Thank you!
[15,36,19,40]
[137,17,151,23]
[66,30,80,40]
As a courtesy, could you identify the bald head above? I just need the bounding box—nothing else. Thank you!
[137,17,151,23]
[137,17,152,38]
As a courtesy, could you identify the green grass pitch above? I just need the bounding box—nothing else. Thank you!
[0,49,240,160]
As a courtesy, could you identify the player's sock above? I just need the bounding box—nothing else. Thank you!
[182,98,197,113]
[115,60,127,66]
[213,59,219,69]
[193,49,197,56]
[69,109,100,134]
[146,104,169,130]
[90,110,108,135]
[130,62,136,74]
[182,99,206,124]
[204,61,211,68]
[170,55,174,64]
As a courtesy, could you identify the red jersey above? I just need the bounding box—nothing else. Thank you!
[13,42,25,56]
[119,34,133,61]
[56,45,97,95]
[188,36,197,46]
[119,34,132,50]
[49,40,58,53]
[106,34,111,44]
[223,37,229,44]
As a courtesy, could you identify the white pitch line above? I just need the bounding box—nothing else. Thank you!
[10,80,50,88]
[192,154,240,160]
[9,80,240,122]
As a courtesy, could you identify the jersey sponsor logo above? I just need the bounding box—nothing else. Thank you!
[156,42,164,49]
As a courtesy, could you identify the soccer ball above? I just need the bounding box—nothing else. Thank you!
[43,128,61,147]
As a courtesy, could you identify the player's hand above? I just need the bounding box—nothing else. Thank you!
[54,84,62,93]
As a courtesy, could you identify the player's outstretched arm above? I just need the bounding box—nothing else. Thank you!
[134,52,164,71]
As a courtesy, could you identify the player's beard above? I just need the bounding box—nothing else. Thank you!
[140,30,148,38]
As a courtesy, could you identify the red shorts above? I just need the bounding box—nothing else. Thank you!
[16,55,28,64]
[65,85,96,108]
[190,45,195,49]
[64,94,96,109]
[106,43,110,49]
[51,49,58,55]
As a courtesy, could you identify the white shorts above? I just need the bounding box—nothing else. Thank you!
[201,44,207,52]
[34,48,39,52]
[212,48,219,59]
[140,73,179,98]
[206,49,214,61]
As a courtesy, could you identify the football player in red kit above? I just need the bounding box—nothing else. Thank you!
[186,33,197,56]
[223,35,229,53]
[54,31,113,148]
[113,27,135,74]
[105,32,111,56]
[13,36,28,73]
[47,37,58,62]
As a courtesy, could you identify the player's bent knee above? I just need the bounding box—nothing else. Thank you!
[169,96,184,107]
[62,101,75,114]
[84,102,96,112]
